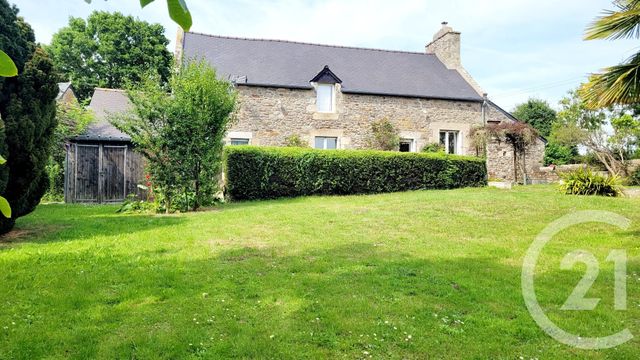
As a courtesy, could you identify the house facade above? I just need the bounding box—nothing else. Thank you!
[178,23,546,182]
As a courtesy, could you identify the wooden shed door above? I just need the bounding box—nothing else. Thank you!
[102,146,126,202]
[74,144,127,203]
[75,145,100,201]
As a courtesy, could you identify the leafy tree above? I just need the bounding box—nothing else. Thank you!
[113,61,236,212]
[512,98,557,137]
[48,11,173,100]
[0,1,58,233]
[44,101,94,200]
[551,89,639,175]
[543,142,578,166]
[581,0,640,107]
[368,118,400,151]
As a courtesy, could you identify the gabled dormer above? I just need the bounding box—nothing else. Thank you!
[310,65,341,114]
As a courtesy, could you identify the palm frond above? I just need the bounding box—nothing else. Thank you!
[585,1,640,40]
[580,52,640,108]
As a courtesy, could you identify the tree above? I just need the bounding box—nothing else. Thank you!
[45,101,94,200]
[550,89,639,176]
[113,61,236,212]
[581,0,640,108]
[512,98,557,137]
[47,11,173,101]
[0,0,58,233]
[543,142,579,166]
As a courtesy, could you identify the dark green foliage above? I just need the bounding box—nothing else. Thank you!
[628,167,640,186]
[512,98,557,137]
[225,146,487,200]
[560,167,622,197]
[48,11,173,101]
[543,142,579,166]
[0,1,58,233]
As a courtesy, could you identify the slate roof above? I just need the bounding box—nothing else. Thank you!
[181,32,483,102]
[73,88,132,142]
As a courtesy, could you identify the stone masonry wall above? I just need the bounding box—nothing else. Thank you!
[484,103,547,182]
[231,85,486,156]
[228,85,547,181]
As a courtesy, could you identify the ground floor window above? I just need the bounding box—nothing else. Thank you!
[439,130,459,154]
[314,136,338,150]
[230,138,250,145]
[399,139,414,152]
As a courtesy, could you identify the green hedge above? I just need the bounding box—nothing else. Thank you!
[224,146,487,200]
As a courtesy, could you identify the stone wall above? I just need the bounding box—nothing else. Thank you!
[228,84,548,181]
[230,85,487,156]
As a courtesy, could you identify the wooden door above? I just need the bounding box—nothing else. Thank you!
[74,144,99,202]
[102,146,127,202]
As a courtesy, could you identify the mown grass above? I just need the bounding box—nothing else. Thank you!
[0,185,639,359]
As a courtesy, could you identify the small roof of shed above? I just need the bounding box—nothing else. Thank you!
[73,88,132,142]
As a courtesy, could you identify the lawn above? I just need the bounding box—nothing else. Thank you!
[0,186,638,359]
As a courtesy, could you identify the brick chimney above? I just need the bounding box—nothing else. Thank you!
[426,22,461,70]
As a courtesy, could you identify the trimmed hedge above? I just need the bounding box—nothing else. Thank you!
[224,146,487,200]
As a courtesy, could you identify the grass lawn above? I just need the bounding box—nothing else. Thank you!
[0,185,639,359]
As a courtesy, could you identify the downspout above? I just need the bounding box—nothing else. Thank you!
[481,93,488,126]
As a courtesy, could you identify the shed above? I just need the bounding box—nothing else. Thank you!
[64,88,146,203]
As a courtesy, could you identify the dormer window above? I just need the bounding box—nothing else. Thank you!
[310,65,342,114]
[316,84,334,113]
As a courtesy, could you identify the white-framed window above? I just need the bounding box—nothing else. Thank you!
[399,139,415,153]
[316,84,334,113]
[314,136,338,150]
[439,130,460,154]
[230,138,250,145]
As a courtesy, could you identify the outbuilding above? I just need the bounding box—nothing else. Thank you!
[64,88,146,203]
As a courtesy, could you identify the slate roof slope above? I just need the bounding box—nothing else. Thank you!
[73,88,132,141]
[181,32,483,102]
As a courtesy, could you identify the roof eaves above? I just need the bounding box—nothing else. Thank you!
[487,99,548,143]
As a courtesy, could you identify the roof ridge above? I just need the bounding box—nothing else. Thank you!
[185,31,432,56]
[94,88,127,93]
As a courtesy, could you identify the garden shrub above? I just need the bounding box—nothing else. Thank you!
[284,134,308,147]
[628,167,640,186]
[225,146,487,200]
[560,168,622,197]
[421,142,445,153]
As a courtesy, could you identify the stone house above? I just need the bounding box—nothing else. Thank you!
[178,22,546,182]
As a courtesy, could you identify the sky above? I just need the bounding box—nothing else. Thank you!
[10,0,639,111]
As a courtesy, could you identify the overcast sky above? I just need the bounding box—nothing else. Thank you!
[10,0,638,110]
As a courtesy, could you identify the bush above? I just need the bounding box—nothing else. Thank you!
[368,118,399,151]
[543,142,578,166]
[628,167,640,186]
[421,142,445,153]
[225,146,487,200]
[284,134,308,147]
[560,168,622,197]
